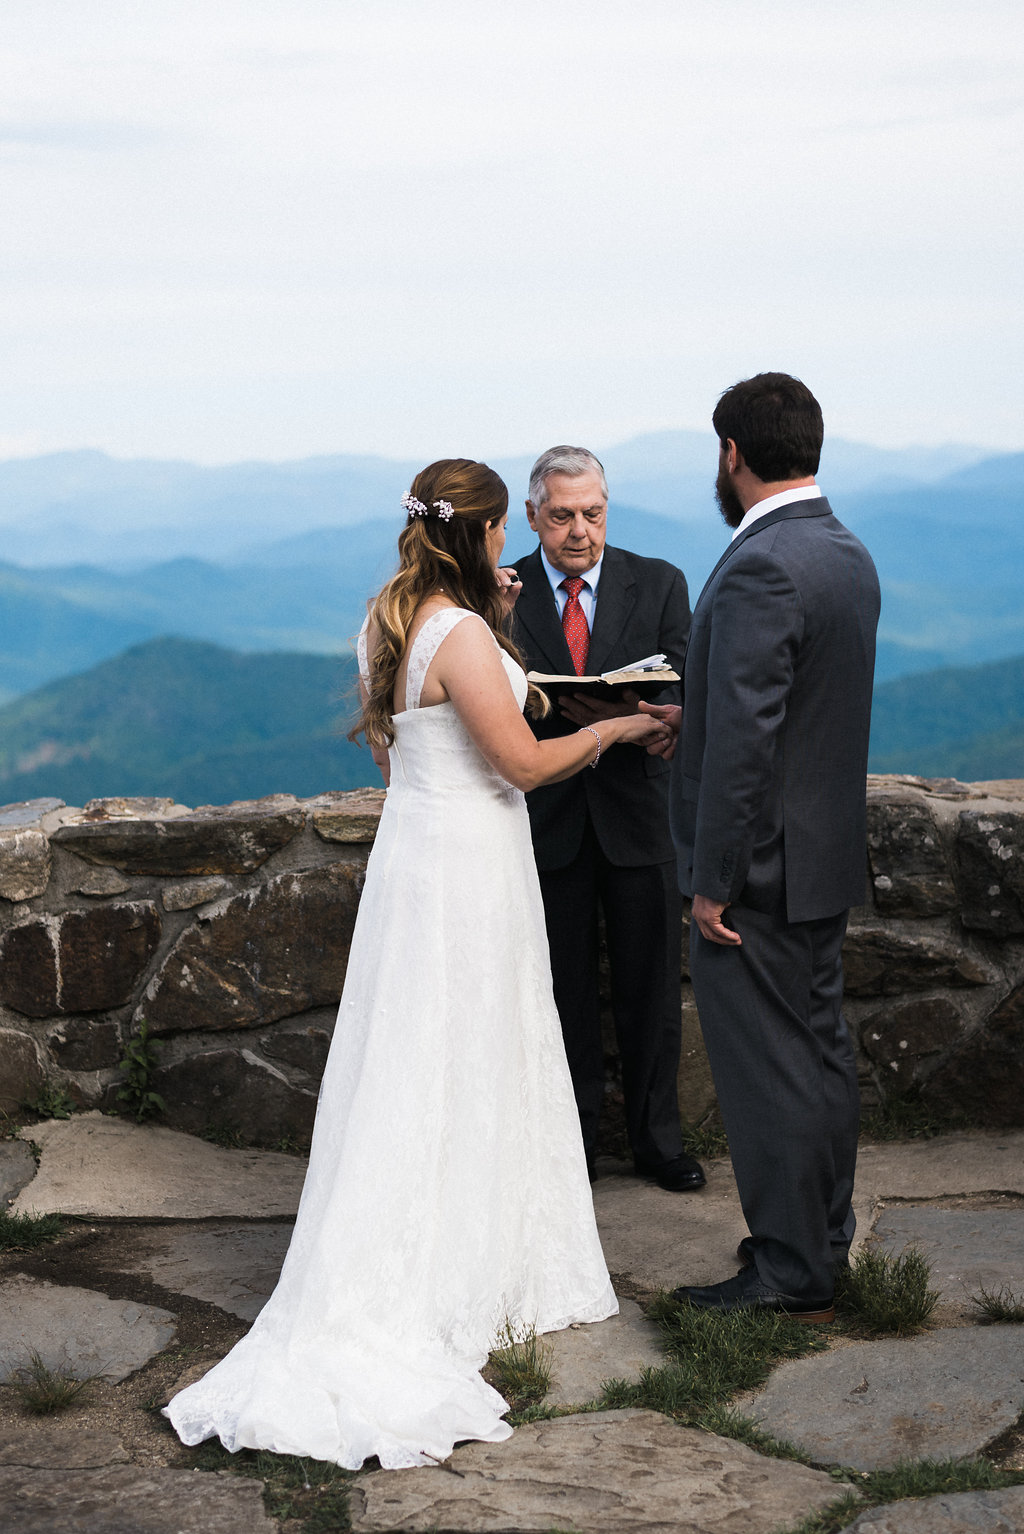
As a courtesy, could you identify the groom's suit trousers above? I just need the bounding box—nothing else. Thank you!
[689,900,860,1300]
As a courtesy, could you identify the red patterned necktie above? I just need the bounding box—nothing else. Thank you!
[560,576,590,676]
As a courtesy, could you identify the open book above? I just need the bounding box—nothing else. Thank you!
[527,653,680,699]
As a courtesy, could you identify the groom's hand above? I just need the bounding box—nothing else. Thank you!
[692,894,742,946]
[637,701,680,759]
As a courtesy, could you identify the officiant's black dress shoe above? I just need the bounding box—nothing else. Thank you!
[671,1267,834,1324]
[634,1152,706,1192]
[736,1237,850,1273]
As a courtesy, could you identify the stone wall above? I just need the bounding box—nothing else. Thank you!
[0,776,1022,1147]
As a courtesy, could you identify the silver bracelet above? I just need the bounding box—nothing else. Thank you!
[580,724,602,768]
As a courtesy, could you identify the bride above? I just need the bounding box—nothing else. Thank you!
[165,458,669,1471]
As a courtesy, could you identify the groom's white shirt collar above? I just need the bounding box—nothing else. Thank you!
[730,484,823,541]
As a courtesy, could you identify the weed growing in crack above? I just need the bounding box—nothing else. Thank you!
[970,1284,1024,1324]
[117,1018,165,1123]
[777,1456,1024,1534]
[601,1294,826,1425]
[12,1353,96,1415]
[488,1320,553,1412]
[680,1118,729,1158]
[193,1440,352,1530]
[0,1209,65,1252]
[836,1246,939,1335]
[22,1084,76,1120]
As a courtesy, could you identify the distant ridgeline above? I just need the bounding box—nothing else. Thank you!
[0,440,1020,799]
[0,638,372,806]
[0,442,1021,705]
[0,636,1019,806]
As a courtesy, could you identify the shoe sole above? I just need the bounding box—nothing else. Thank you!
[784,1304,835,1325]
[673,1290,835,1325]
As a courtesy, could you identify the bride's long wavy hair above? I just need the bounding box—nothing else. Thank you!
[353,458,547,750]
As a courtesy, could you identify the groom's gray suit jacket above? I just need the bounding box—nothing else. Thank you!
[671,498,880,923]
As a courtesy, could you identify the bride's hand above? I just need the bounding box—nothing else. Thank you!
[496,566,522,614]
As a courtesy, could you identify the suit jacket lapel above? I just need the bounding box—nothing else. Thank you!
[693,498,834,612]
[514,548,575,673]
[587,546,636,675]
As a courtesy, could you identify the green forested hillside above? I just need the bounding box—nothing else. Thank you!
[0,637,378,806]
[869,653,1024,778]
[0,637,1019,813]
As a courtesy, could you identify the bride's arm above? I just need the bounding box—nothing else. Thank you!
[435,619,670,792]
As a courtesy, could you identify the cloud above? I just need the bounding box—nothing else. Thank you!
[0,119,164,151]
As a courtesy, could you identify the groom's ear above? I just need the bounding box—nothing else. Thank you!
[723,438,742,476]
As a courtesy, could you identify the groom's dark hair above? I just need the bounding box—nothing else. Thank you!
[712,372,823,483]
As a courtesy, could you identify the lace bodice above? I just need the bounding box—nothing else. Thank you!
[359,610,528,798]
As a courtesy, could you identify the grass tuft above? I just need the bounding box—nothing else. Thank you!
[970,1284,1024,1324]
[776,1457,1024,1534]
[859,1097,966,1141]
[12,1353,95,1414]
[680,1119,729,1159]
[0,1209,65,1252]
[600,1293,827,1425]
[488,1320,553,1412]
[193,1441,351,1529]
[836,1245,939,1335]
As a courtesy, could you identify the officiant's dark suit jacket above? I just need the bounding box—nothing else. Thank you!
[670,499,879,921]
[512,544,690,871]
[511,542,691,1168]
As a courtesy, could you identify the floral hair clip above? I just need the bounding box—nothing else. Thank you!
[401,492,455,522]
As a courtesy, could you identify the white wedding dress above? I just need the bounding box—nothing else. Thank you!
[165,608,617,1470]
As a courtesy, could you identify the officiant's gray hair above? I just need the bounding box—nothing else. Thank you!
[527,446,608,508]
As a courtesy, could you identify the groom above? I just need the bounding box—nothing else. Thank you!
[650,373,880,1321]
[512,445,704,1192]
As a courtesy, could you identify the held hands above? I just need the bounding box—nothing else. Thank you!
[605,711,674,750]
[637,701,681,760]
[691,894,742,946]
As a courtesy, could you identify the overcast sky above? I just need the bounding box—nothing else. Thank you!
[1,0,1020,463]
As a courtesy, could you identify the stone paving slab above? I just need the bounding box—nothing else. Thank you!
[0,1465,279,1534]
[736,1324,1024,1470]
[594,1162,752,1291]
[846,1486,1024,1531]
[593,1161,875,1292]
[118,1221,293,1320]
[855,1132,1024,1200]
[0,1425,129,1468]
[0,1275,176,1384]
[349,1408,843,1533]
[542,1299,665,1406]
[875,1207,1024,1305]
[1,1138,36,1204]
[12,1112,307,1219]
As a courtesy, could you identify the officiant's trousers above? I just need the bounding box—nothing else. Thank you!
[538,817,685,1169]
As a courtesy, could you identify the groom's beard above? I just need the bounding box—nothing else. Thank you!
[715,466,745,529]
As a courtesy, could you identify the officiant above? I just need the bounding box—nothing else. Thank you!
[511,445,703,1191]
